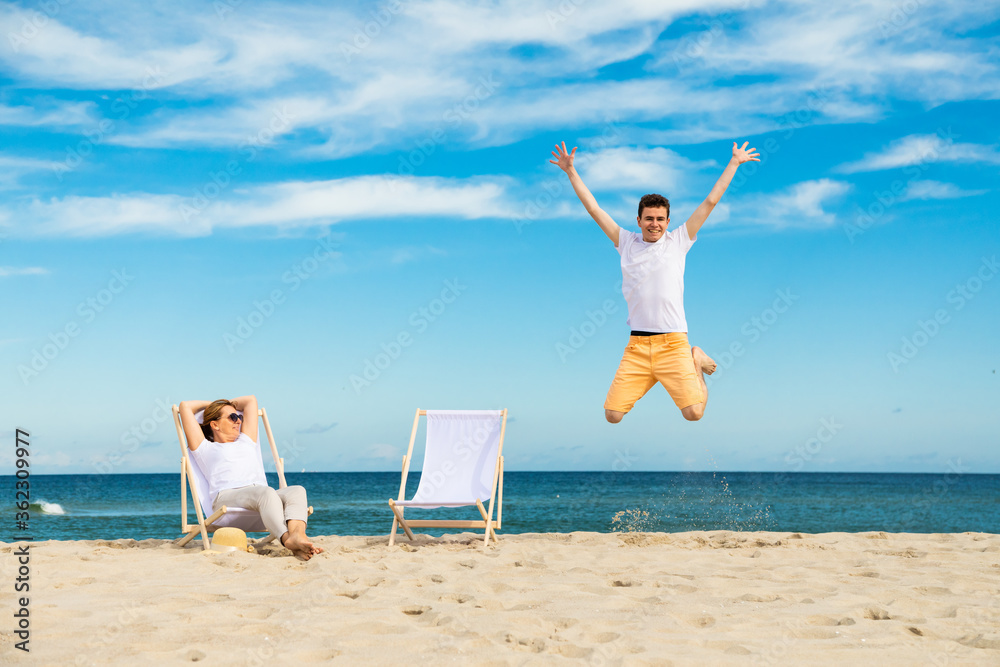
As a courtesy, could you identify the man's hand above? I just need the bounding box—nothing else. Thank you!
[732,141,760,165]
[549,141,577,174]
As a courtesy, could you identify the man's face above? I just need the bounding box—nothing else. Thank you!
[637,206,668,243]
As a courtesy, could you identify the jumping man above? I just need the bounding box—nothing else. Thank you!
[550,140,760,423]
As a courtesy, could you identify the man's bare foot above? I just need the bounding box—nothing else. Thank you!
[692,346,717,375]
[281,532,324,561]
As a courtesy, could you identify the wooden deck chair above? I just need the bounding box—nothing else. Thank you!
[389,409,507,548]
[171,404,312,551]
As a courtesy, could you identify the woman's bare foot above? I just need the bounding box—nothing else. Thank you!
[281,531,324,561]
[692,346,717,375]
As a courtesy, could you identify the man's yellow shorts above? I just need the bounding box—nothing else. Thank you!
[604,333,706,413]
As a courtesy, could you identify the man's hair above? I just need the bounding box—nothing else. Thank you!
[638,193,670,219]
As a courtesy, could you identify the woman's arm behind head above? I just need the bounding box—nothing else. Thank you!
[178,400,210,451]
[230,395,259,443]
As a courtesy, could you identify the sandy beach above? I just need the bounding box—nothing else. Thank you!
[3,531,999,665]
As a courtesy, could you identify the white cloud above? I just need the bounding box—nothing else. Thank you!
[0,5,223,90]
[654,1,1000,104]
[900,180,990,202]
[579,146,717,192]
[6,175,516,238]
[741,178,852,228]
[2,1,997,157]
[0,266,49,276]
[835,134,1000,173]
[0,153,65,188]
[0,100,96,128]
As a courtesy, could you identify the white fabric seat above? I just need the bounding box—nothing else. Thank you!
[389,409,508,548]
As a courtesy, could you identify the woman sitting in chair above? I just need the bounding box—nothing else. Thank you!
[178,395,323,561]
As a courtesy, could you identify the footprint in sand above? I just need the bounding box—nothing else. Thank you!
[402,605,430,616]
[189,593,234,603]
[551,617,579,631]
[505,634,545,653]
[806,615,841,626]
[864,607,891,620]
[555,644,593,659]
[686,615,716,628]
[663,583,698,594]
[738,593,781,603]
[957,634,1000,649]
[724,645,752,655]
[336,590,362,600]
[611,578,637,587]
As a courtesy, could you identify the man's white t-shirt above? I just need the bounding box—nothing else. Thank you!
[189,432,268,503]
[616,223,695,333]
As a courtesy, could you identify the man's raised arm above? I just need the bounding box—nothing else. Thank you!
[684,140,760,240]
[550,142,620,246]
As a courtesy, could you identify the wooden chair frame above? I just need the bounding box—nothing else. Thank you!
[388,408,507,549]
[171,404,310,551]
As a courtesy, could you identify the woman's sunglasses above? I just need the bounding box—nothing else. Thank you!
[224,413,244,424]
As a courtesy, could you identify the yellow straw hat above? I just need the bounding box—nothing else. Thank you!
[209,527,254,553]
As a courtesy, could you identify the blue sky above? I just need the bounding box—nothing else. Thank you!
[1,0,997,475]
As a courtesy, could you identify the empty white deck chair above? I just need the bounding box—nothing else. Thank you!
[171,404,310,551]
[389,409,507,548]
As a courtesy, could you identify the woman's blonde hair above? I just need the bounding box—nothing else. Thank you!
[201,399,237,442]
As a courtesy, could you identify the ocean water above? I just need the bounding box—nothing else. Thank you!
[5,471,1000,542]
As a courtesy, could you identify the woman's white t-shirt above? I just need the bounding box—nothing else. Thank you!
[189,432,268,503]
[616,224,696,333]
